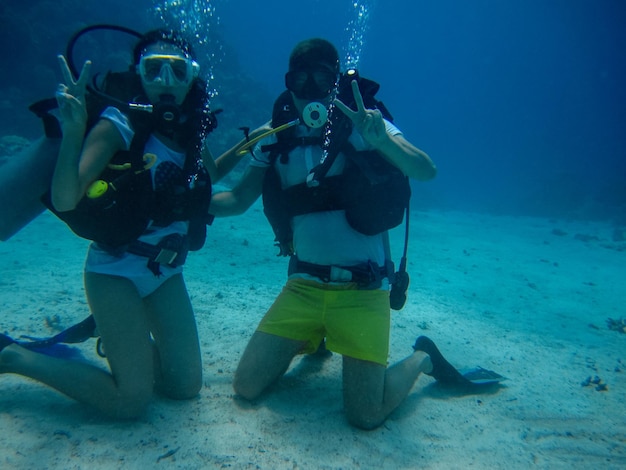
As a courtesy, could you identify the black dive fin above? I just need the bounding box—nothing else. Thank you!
[413,336,505,388]
[459,366,506,385]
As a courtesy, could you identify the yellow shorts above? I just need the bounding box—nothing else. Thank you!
[257,278,390,365]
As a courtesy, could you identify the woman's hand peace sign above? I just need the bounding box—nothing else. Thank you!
[55,55,92,132]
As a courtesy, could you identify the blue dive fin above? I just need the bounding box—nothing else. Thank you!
[17,315,98,360]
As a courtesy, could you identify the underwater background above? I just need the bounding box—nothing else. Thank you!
[1,0,624,223]
[1,2,625,468]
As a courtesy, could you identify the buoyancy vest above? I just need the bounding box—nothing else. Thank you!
[260,71,411,255]
[37,70,215,250]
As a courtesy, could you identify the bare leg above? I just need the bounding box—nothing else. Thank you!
[144,273,202,399]
[342,351,432,430]
[233,331,305,400]
[0,273,154,419]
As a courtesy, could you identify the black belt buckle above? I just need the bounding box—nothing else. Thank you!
[352,261,383,290]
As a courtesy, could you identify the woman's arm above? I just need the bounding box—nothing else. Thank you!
[51,118,126,212]
[209,165,267,217]
[50,56,126,211]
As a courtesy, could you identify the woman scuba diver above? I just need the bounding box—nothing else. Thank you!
[0,28,243,419]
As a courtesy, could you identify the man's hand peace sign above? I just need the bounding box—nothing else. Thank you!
[334,79,388,149]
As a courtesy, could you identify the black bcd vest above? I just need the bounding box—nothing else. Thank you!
[35,71,215,250]
[260,72,411,254]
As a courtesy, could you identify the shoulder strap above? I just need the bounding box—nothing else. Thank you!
[267,91,298,164]
[305,110,353,186]
[125,115,153,171]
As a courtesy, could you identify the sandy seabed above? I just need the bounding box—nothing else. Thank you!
[1,203,624,469]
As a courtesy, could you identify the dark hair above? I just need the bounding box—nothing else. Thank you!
[132,29,196,64]
[288,38,339,73]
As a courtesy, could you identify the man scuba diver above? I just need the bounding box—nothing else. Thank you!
[208,38,445,429]
[209,39,503,430]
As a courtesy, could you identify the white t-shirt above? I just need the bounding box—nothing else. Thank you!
[250,118,402,268]
[84,107,188,286]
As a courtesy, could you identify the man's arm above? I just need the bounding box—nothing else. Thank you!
[203,124,272,183]
[335,80,436,181]
[373,132,436,181]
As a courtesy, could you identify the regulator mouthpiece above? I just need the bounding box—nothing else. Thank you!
[302,102,328,129]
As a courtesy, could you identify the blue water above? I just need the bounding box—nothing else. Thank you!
[1,0,624,219]
[1,2,625,467]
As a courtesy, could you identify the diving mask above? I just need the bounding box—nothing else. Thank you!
[285,67,338,101]
[138,53,200,87]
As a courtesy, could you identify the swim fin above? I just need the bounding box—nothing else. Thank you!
[19,315,97,347]
[458,366,506,385]
[9,315,98,361]
[413,336,505,388]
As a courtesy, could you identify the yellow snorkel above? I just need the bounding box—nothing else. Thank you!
[235,119,300,156]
